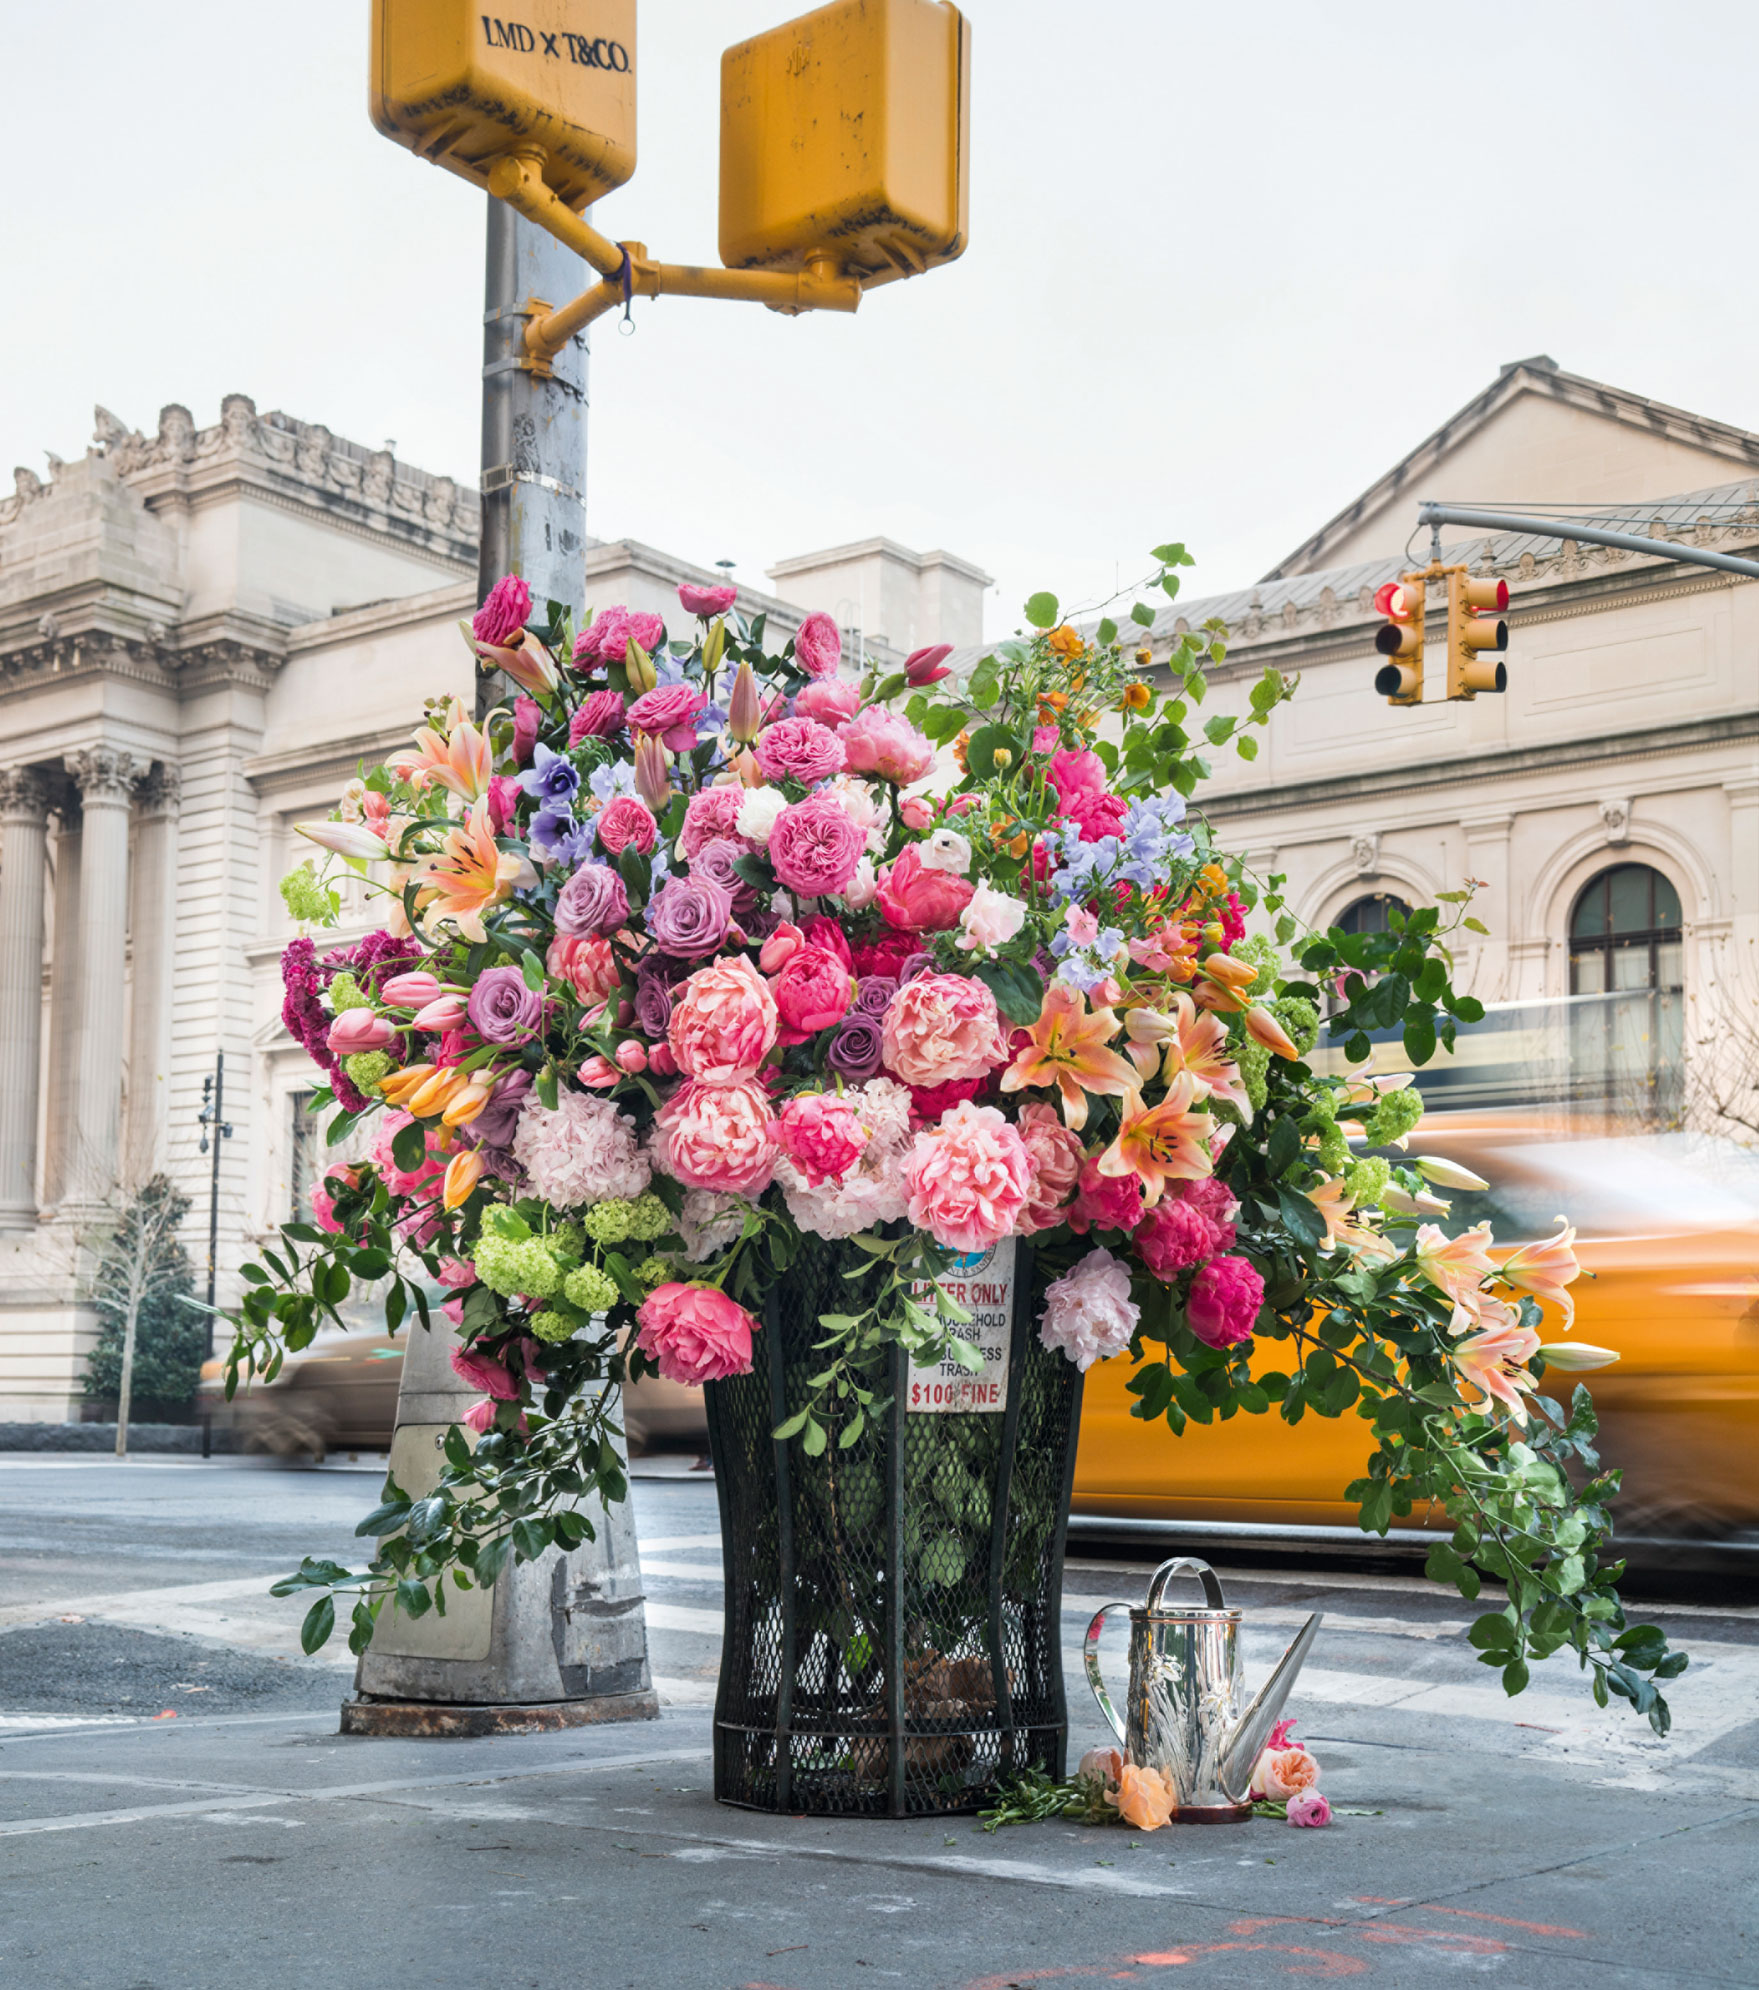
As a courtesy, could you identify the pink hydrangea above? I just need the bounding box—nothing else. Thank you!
[767,794,865,898]
[1066,1157,1144,1236]
[626,684,708,750]
[793,679,862,729]
[667,956,778,1082]
[510,1089,650,1207]
[679,784,753,860]
[655,1079,779,1196]
[793,610,842,679]
[776,1093,869,1187]
[1038,1247,1141,1371]
[636,1282,759,1385]
[903,1100,1032,1253]
[1187,1254,1264,1348]
[839,706,936,785]
[574,605,664,666]
[1133,1198,1223,1280]
[881,973,1006,1088]
[1016,1101,1086,1230]
[755,715,846,786]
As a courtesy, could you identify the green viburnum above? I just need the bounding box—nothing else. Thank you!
[633,1255,671,1288]
[343,1050,395,1091]
[327,972,370,1014]
[1344,1156,1391,1208]
[1363,1084,1425,1149]
[528,1307,581,1344]
[561,1263,619,1313]
[549,1222,585,1271]
[624,1193,673,1244]
[472,1233,562,1300]
[279,862,339,928]
[1270,994,1320,1056]
[1302,1093,1350,1175]
[1236,1038,1272,1112]
[581,1200,637,1247]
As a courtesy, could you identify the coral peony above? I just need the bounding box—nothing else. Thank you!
[839,705,936,785]
[636,1282,758,1385]
[1016,1100,1086,1229]
[1187,1254,1264,1348]
[776,1093,868,1187]
[772,944,855,1040]
[511,1089,650,1207]
[1066,1157,1145,1236]
[595,795,658,856]
[1039,1247,1141,1371]
[793,610,842,679]
[667,956,778,1082]
[755,715,845,786]
[767,794,864,898]
[793,678,862,729]
[546,932,620,1013]
[881,973,1006,1088]
[877,844,976,933]
[655,1079,779,1196]
[903,1100,1032,1253]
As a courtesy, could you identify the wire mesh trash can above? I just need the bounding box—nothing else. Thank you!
[704,1236,1084,1817]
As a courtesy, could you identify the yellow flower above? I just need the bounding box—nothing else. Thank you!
[1047,624,1086,659]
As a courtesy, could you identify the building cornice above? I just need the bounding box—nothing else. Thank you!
[282,582,477,655]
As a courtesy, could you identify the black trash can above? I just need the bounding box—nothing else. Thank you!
[704,1235,1084,1817]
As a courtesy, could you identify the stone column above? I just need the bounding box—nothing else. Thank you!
[63,749,142,1207]
[42,796,81,1209]
[1462,812,1515,1005]
[125,766,182,1184]
[0,768,53,1230]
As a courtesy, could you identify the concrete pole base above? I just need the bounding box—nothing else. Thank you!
[339,1688,660,1739]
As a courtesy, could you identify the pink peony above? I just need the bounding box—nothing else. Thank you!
[626,684,709,751]
[574,605,664,666]
[772,944,855,1041]
[546,931,620,1013]
[1038,1247,1140,1371]
[310,1164,355,1235]
[793,610,842,679]
[1066,1157,1144,1236]
[768,794,865,898]
[880,973,1006,1088]
[839,705,936,785]
[903,1100,1032,1253]
[755,715,846,786]
[1134,1198,1223,1280]
[370,1111,445,1199]
[1285,1789,1332,1828]
[678,581,738,618]
[451,1346,518,1400]
[569,690,627,743]
[1046,747,1107,806]
[655,1079,779,1196]
[667,956,778,1082]
[462,1396,526,1436]
[776,1093,869,1187]
[1187,1254,1264,1348]
[636,1282,759,1385]
[595,796,658,856]
[1177,1176,1240,1252]
[679,784,753,860]
[956,883,1029,955]
[793,678,862,729]
[511,1089,650,1207]
[1016,1101,1086,1230]
[1065,790,1130,844]
[877,844,976,933]
[472,574,530,647]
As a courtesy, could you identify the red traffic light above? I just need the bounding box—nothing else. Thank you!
[1374,580,1420,621]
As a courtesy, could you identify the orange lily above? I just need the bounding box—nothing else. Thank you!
[443,1149,485,1211]
[1124,995,1252,1119]
[1097,1074,1215,1207]
[410,798,525,944]
[1450,1318,1541,1423]
[999,982,1139,1132]
[1499,1219,1580,1330]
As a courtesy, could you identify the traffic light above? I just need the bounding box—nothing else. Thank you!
[1372,575,1426,704]
[1445,572,1509,698]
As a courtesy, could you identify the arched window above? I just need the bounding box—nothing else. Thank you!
[1334,892,1412,938]
[1568,864,1683,1116]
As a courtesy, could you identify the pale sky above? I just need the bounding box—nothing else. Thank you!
[6,1,1757,636]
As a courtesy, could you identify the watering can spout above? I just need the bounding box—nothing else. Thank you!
[1218,1611,1323,1800]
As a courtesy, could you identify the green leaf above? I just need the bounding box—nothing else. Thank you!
[975,958,1045,1026]
[1151,542,1192,566]
[1023,592,1059,630]
[966,656,1002,710]
[1501,1658,1530,1697]
[1202,714,1236,745]
[299,1595,335,1654]
[1160,573,1182,601]
[510,1516,550,1562]
[1468,1612,1515,1654]
[395,1577,432,1620]
[1403,1014,1438,1066]
[1235,734,1259,761]
[355,1498,413,1539]
[1130,602,1156,629]
[1096,618,1118,646]
[801,1416,828,1458]
[1275,1184,1325,1252]
[963,724,1023,781]
[520,949,546,993]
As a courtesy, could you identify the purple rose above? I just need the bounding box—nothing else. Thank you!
[646,874,733,960]
[465,1069,532,1150]
[467,965,543,1046]
[827,1014,885,1081]
[691,835,759,914]
[554,862,629,936]
[633,969,674,1038]
[898,952,936,985]
[854,974,897,1017]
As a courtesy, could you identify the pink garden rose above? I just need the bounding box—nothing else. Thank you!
[1187,1253,1265,1348]
[1285,1789,1332,1828]
[667,956,778,1082]
[1016,1100,1086,1230]
[546,932,620,1013]
[793,678,862,729]
[1046,746,1107,806]
[636,1282,759,1385]
[679,784,752,860]
[625,684,708,751]
[574,605,664,666]
[755,715,846,787]
[1065,789,1130,844]
[880,973,1006,1088]
[569,689,628,743]
[655,1078,779,1195]
[310,1164,356,1235]
[877,844,976,933]
[840,706,936,785]
[451,1346,518,1400]
[793,610,842,679]
[1133,1197,1224,1280]
[678,581,738,618]
[903,1100,1032,1254]
[595,796,658,856]
[956,883,1029,955]
[1066,1157,1144,1236]
[772,944,855,1041]
[767,794,865,898]
[776,1093,869,1187]
[472,574,530,647]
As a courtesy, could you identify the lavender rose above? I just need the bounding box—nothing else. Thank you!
[854,974,898,1017]
[468,965,543,1046]
[691,835,760,914]
[827,1014,885,1081]
[898,952,937,985]
[464,1069,533,1150]
[633,968,675,1038]
[646,874,734,960]
[554,862,629,937]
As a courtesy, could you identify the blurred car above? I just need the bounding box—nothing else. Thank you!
[1073,1115,1759,1537]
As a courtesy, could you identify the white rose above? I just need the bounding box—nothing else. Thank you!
[735,787,788,846]
[919,828,973,875]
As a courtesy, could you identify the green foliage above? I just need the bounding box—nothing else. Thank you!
[279,861,340,928]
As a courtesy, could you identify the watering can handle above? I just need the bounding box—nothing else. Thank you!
[1083,1603,1131,1748]
[1144,1556,1228,1614]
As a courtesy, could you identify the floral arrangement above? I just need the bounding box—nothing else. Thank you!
[251,548,1684,1732]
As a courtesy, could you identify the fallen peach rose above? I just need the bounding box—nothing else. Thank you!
[1109,1762,1176,1830]
[1254,1744,1321,1802]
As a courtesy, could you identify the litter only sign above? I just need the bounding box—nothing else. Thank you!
[905,1238,1016,1414]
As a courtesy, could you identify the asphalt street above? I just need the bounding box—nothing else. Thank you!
[1,1454,1756,1989]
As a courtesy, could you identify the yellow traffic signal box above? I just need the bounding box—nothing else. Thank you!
[370,0,637,211]
[1446,572,1509,698]
[1371,575,1426,705]
[720,0,971,280]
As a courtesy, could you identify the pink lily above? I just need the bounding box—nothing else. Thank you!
[387,720,492,803]
[1537,1341,1618,1372]
[410,798,527,943]
[462,620,559,698]
[1305,1178,1396,1261]
[1414,1221,1498,1309]
[1500,1220,1581,1330]
[1450,1319,1542,1423]
[1124,995,1253,1119]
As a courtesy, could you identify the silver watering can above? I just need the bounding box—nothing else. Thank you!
[1082,1556,1322,1822]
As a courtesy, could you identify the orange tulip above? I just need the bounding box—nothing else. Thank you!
[1097,1075,1215,1207]
[442,1149,485,1212]
[999,982,1139,1133]
[442,1076,497,1128]
[379,1062,438,1108]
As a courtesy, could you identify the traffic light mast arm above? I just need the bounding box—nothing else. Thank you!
[1417,502,1759,583]
[487,154,862,369]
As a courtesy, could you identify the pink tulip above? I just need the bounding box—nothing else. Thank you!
[413,994,470,1031]
[380,972,441,1008]
[577,1055,621,1089]
[615,1040,649,1074]
[648,1043,678,1077]
[327,1009,397,1055]
[904,643,954,686]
